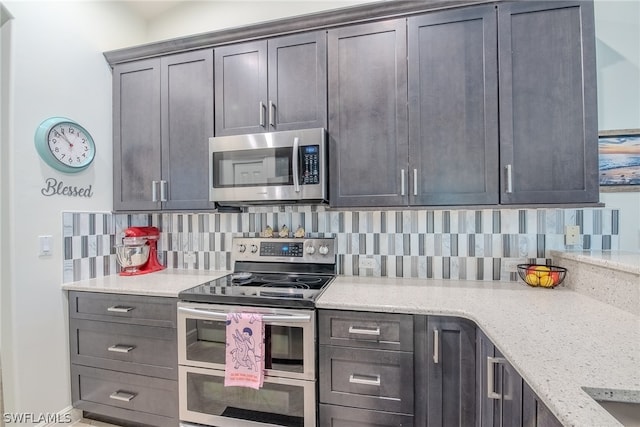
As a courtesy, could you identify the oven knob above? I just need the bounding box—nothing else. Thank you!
[250,244,258,253]
[238,244,246,253]
[306,245,316,255]
[319,245,329,255]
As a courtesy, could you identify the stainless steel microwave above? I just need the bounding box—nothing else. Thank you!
[209,128,327,205]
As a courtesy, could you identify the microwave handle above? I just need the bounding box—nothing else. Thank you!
[178,306,311,323]
[292,137,301,193]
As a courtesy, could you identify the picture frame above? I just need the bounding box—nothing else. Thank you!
[598,129,640,188]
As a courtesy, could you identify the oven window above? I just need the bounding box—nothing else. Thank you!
[185,319,305,374]
[186,371,304,427]
[213,147,293,188]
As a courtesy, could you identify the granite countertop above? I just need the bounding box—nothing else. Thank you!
[316,276,640,427]
[551,250,640,275]
[61,269,230,297]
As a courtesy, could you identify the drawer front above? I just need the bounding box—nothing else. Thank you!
[319,404,414,427]
[71,365,178,420]
[319,346,414,414]
[319,309,413,351]
[69,291,177,327]
[70,319,177,379]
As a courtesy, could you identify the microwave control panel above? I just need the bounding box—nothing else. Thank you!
[300,145,320,185]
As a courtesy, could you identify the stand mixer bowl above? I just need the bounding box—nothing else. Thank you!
[115,244,150,273]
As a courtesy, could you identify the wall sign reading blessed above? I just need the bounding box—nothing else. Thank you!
[41,177,93,197]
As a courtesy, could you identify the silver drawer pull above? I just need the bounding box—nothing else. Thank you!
[348,326,380,336]
[487,356,506,400]
[107,305,135,313]
[108,344,135,353]
[349,373,381,387]
[109,391,136,402]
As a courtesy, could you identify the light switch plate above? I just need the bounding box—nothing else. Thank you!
[38,235,53,256]
[565,225,580,245]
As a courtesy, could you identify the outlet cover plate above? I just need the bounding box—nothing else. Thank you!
[565,225,580,245]
[359,257,377,269]
[503,258,526,273]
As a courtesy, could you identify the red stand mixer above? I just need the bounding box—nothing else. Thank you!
[115,226,165,276]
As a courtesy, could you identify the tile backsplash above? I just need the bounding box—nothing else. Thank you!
[62,206,619,283]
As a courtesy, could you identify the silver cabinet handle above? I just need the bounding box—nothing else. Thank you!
[505,164,513,193]
[178,306,311,323]
[108,344,135,353]
[151,180,158,202]
[348,326,380,336]
[433,328,439,364]
[269,100,276,127]
[349,373,380,387]
[487,356,505,399]
[292,137,301,193]
[107,305,135,313]
[259,101,266,127]
[401,169,406,196]
[109,391,136,402]
[413,168,418,196]
[160,180,167,202]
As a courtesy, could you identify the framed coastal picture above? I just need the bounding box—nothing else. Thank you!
[598,129,640,186]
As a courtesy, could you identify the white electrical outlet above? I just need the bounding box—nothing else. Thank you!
[565,225,580,245]
[359,257,377,269]
[503,259,525,273]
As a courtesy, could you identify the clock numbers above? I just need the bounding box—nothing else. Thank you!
[47,123,94,169]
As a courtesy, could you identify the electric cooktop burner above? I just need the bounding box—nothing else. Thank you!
[178,237,337,308]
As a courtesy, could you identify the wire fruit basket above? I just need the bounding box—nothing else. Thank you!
[517,264,567,288]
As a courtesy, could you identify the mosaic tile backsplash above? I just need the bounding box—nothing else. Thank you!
[62,206,620,283]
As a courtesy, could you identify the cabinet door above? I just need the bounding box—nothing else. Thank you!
[268,31,327,131]
[113,59,161,211]
[523,381,563,427]
[477,329,523,427]
[161,50,214,210]
[499,1,598,204]
[426,316,476,427]
[215,40,268,136]
[328,19,409,207]
[408,6,499,206]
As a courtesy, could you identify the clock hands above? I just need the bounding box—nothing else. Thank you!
[56,127,74,148]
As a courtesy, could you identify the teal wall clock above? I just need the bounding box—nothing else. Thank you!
[34,117,96,173]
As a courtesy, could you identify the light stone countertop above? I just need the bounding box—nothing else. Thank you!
[61,269,230,297]
[316,276,640,427]
[551,250,640,275]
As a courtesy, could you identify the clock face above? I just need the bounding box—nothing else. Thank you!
[34,117,96,173]
[47,122,95,168]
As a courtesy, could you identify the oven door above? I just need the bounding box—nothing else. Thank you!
[177,302,316,381]
[179,366,315,427]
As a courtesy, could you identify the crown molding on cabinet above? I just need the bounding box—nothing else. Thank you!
[103,0,491,65]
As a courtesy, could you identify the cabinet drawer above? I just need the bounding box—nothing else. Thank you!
[319,404,414,427]
[71,365,178,422]
[319,346,414,414]
[319,309,413,351]
[70,319,177,379]
[69,291,176,327]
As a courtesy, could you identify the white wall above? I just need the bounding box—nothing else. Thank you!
[594,0,640,251]
[0,1,145,422]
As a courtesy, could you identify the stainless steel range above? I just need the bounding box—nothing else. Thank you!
[178,236,336,427]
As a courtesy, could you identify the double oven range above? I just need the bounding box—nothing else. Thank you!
[177,237,336,427]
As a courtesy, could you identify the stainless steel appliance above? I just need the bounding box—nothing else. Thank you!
[209,128,327,205]
[178,237,336,427]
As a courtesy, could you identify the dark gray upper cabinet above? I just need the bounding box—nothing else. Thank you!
[113,49,214,211]
[498,0,599,204]
[328,19,408,207]
[408,5,499,206]
[113,58,162,211]
[214,31,327,136]
[421,316,476,427]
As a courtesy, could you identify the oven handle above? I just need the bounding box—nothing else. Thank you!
[178,306,312,323]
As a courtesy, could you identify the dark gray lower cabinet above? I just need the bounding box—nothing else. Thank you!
[318,310,415,426]
[68,291,178,427]
[523,382,563,427]
[414,316,476,426]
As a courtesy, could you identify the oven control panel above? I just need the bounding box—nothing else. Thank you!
[232,237,335,264]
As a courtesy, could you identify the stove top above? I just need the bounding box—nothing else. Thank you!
[178,237,336,308]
